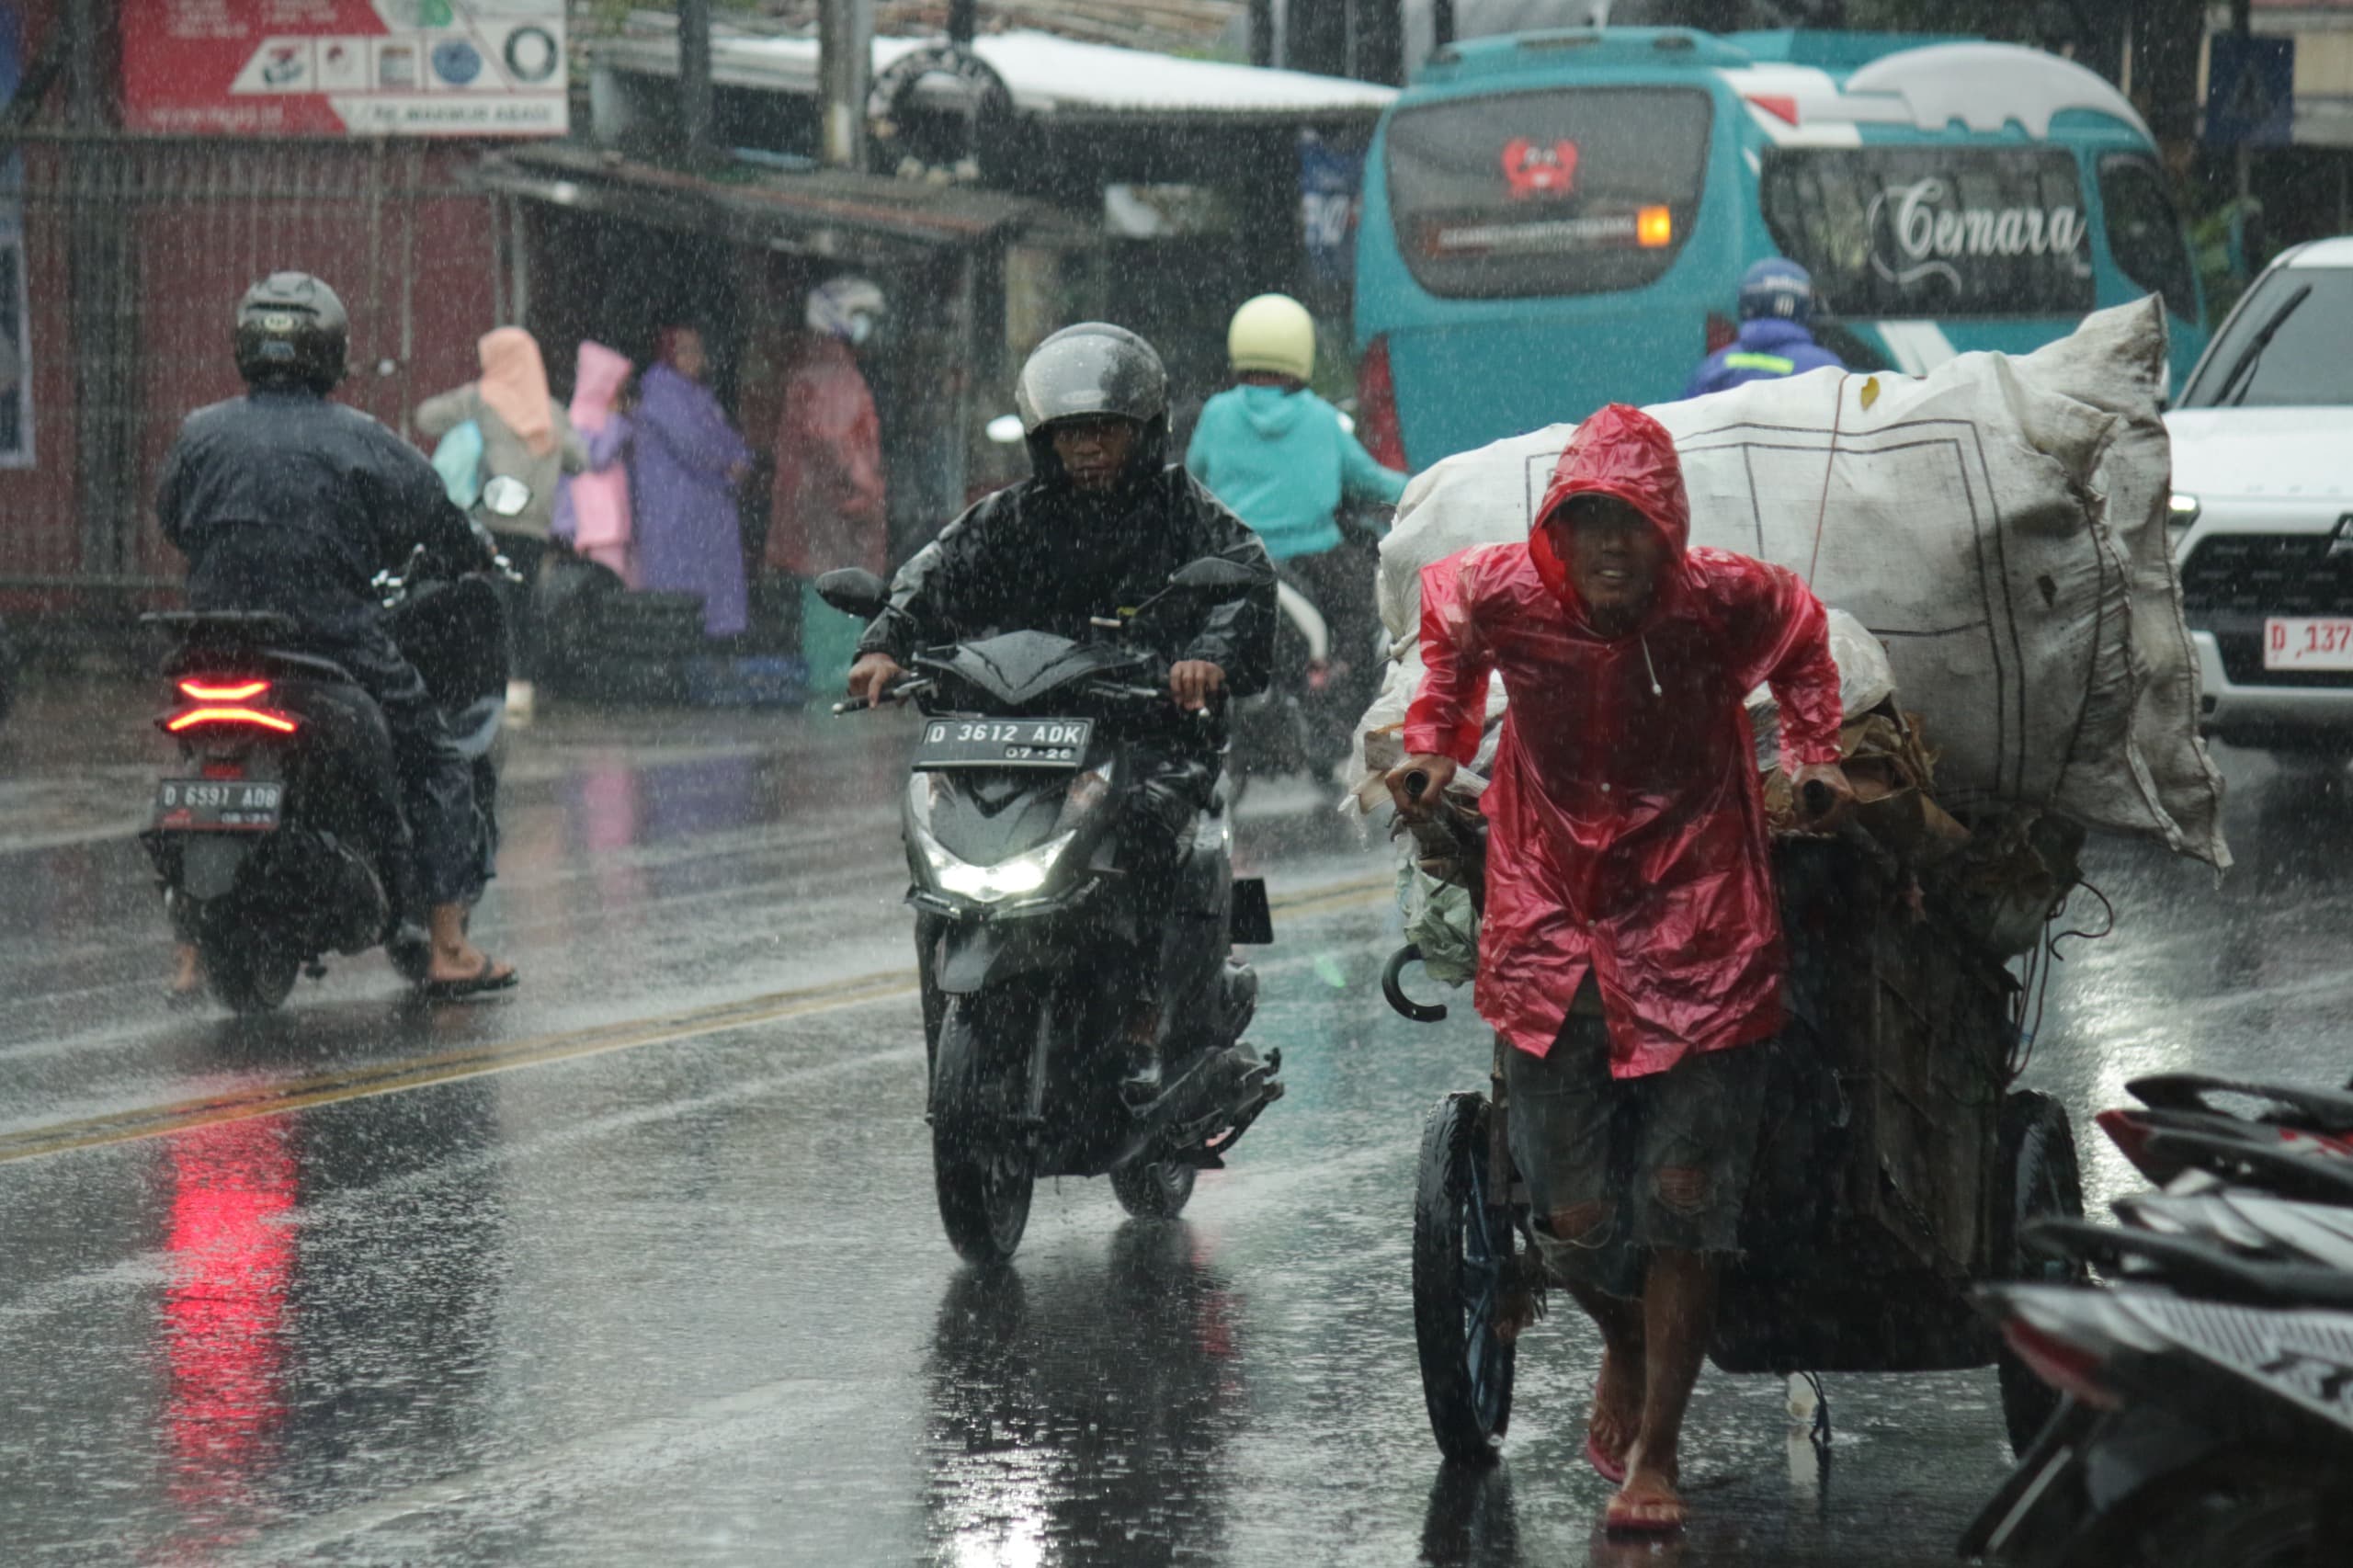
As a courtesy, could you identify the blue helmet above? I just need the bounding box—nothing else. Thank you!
[1737,258,1813,325]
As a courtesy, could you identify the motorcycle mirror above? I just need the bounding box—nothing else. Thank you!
[814,567,890,620]
[1167,557,1270,593]
[985,414,1026,446]
[482,475,533,519]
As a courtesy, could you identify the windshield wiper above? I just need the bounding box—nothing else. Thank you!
[2211,282,2312,407]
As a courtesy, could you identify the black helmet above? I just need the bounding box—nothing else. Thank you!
[234,272,348,393]
[1014,323,1168,484]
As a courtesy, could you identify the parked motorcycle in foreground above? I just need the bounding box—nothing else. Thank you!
[1962,1073,2353,1567]
[818,557,1285,1265]
[141,479,522,1013]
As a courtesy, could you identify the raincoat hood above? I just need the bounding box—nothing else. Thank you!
[1233,382,1309,438]
[570,340,632,429]
[1528,403,1690,622]
[477,327,556,458]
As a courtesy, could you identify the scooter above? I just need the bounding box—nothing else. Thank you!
[1228,569,1341,797]
[1961,1074,2353,1566]
[818,555,1286,1265]
[141,479,522,1013]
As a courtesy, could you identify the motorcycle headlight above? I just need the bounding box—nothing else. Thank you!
[905,769,1084,905]
[918,830,1077,904]
[2167,492,2200,535]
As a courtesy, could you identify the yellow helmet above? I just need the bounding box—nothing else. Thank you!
[1227,293,1315,383]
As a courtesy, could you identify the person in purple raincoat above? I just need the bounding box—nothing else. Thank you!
[631,327,754,638]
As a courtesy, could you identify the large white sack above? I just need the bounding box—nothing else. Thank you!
[1351,299,2227,866]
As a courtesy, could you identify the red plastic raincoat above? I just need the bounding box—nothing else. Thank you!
[765,335,888,577]
[1404,403,1843,1078]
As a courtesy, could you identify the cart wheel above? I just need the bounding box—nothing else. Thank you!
[1413,1091,1518,1462]
[1995,1090,2087,1456]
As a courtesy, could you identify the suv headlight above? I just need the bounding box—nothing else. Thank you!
[2168,492,2200,534]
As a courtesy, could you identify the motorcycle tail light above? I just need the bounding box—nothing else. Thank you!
[1705,311,1738,355]
[177,678,271,702]
[2097,1108,2164,1180]
[165,706,298,735]
[199,759,246,779]
[1999,1317,2121,1411]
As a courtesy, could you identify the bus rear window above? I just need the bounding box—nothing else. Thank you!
[1383,87,1712,300]
[1760,147,2095,318]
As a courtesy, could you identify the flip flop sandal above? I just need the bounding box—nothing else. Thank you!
[1584,1430,1629,1486]
[419,957,518,1000]
[1603,1492,1687,1536]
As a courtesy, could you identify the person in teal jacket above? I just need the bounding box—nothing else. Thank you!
[1186,293,1407,563]
[1186,293,1407,776]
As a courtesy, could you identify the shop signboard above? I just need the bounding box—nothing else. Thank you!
[123,1,567,138]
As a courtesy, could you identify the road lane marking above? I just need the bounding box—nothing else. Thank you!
[0,872,1396,1165]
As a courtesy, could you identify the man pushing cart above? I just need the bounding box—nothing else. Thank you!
[1386,403,1855,1534]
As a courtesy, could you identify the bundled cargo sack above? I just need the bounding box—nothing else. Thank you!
[1351,299,2227,867]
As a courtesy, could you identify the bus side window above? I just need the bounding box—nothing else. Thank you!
[2097,153,2199,327]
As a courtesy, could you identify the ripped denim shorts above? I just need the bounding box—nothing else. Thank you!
[1504,1015,1769,1301]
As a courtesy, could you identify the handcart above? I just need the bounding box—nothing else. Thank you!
[1386,779,2089,1464]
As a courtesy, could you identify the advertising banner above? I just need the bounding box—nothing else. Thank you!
[123,1,567,138]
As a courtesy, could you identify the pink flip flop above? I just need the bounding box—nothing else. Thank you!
[1584,1430,1629,1485]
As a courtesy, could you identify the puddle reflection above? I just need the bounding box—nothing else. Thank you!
[924,1223,1245,1567]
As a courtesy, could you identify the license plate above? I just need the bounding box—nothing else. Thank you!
[915,719,1094,769]
[153,778,283,831]
[2266,618,2353,670]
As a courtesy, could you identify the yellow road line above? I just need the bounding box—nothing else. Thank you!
[0,873,1393,1165]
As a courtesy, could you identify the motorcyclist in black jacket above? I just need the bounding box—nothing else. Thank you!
[846,323,1276,1078]
[157,272,516,998]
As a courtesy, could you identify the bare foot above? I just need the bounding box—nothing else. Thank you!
[167,943,204,1003]
[1588,1345,1645,1478]
[1606,1451,1687,1535]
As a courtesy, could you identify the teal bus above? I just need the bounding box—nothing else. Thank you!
[1350,28,2208,471]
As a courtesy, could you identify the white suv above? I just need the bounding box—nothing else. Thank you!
[2165,237,2353,758]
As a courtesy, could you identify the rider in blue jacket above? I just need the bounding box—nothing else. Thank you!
[1685,258,1846,399]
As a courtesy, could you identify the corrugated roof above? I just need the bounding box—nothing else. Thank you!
[475,142,1074,257]
[595,25,1396,126]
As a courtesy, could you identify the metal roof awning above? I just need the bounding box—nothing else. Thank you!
[473,142,1074,261]
[595,27,1397,130]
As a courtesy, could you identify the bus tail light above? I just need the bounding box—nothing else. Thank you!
[1636,206,1673,248]
[1358,334,1408,472]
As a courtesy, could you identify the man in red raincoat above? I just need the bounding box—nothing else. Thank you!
[1388,403,1852,1534]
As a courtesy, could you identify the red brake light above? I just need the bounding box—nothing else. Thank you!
[166,707,299,734]
[1746,94,1800,126]
[1998,1318,2120,1411]
[1358,333,1407,472]
[178,679,271,702]
[2097,1108,2164,1180]
[1705,312,1738,355]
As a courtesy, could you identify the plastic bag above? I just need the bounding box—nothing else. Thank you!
[431,418,485,512]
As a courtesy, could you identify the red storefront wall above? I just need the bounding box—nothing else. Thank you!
[1,137,500,605]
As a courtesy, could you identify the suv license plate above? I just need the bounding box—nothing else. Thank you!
[2266,618,2353,671]
[153,779,283,831]
[915,719,1093,769]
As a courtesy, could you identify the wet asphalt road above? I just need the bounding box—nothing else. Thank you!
[1,676,2346,1566]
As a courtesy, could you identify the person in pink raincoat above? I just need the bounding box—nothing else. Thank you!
[552,341,638,585]
[1388,403,1853,1535]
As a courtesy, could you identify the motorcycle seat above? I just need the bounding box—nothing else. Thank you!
[258,647,359,686]
[144,608,302,641]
